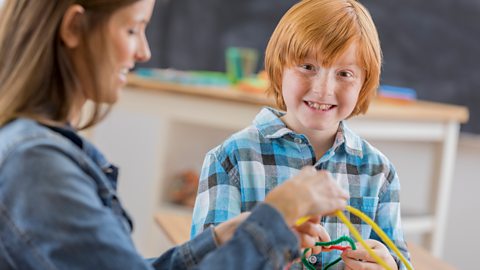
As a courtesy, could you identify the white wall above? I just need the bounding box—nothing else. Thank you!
[371,135,480,269]
[444,134,479,269]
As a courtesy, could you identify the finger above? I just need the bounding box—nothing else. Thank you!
[299,233,317,248]
[296,223,331,249]
[294,221,319,236]
[357,240,394,264]
[293,224,317,246]
[335,198,347,212]
[341,254,357,267]
[339,189,350,200]
[343,248,377,263]
[316,224,331,243]
[307,215,322,223]
[304,248,313,258]
[321,199,347,216]
[331,183,349,201]
[301,166,317,176]
[342,253,380,269]
[363,239,384,250]
[317,169,332,178]
[311,246,322,254]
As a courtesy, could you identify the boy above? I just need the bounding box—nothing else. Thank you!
[192,0,410,269]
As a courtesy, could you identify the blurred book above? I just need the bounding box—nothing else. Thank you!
[134,68,231,88]
[378,85,417,103]
[236,70,269,94]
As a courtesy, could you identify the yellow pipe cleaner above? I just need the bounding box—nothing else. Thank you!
[296,206,414,270]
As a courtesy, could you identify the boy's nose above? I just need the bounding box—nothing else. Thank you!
[311,75,334,97]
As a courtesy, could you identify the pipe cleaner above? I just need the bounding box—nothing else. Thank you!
[296,206,413,270]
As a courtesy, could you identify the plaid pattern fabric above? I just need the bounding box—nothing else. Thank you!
[191,107,410,269]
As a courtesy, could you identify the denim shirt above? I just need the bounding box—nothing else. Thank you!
[0,118,299,269]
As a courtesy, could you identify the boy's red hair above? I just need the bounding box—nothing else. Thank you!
[265,0,382,116]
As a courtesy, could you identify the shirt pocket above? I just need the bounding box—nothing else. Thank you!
[336,196,379,240]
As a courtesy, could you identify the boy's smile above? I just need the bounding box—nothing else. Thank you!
[305,101,336,111]
[281,42,364,139]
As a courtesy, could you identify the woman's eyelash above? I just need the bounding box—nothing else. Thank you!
[128,29,139,35]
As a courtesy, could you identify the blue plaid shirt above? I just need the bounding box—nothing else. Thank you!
[191,107,410,269]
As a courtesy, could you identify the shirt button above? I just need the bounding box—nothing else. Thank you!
[294,137,303,144]
[308,255,317,264]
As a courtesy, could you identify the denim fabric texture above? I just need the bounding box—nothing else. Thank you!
[0,118,299,269]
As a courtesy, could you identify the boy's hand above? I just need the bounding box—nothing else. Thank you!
[292,216,330,255]
[341,239,398,270]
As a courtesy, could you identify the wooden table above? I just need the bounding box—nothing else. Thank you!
[408,243,456,270]
[155,210,192,245]
[155,211,457,270]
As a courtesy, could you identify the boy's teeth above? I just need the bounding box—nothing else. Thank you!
[307,101,332,110]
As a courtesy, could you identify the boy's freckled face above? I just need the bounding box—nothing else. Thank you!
[281,43,364,135]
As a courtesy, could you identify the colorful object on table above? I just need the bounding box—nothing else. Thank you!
[296,205,413,270]
[225,47,259,84]
[134,65,271,97]
[301,235,356,270]
[236,74,268,94]
[378,84,417,103]
[135,68,231,87]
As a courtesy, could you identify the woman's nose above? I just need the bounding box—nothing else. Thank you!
[135,36,151,63]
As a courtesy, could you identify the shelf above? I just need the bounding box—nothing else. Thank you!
[127,74,469,123]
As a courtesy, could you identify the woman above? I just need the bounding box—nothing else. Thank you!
[0,0,348,269]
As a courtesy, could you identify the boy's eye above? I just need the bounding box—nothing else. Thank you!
[338,71,353,78]
[299,64,316,71]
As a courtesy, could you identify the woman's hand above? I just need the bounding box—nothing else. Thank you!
[293,215,331,255]
[265,166,349,226]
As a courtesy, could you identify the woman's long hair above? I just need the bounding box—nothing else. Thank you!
[0,0,139,129]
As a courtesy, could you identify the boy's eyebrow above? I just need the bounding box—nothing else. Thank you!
[340,63,360,67]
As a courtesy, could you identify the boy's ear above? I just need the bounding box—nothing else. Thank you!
[60,5,85,48]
